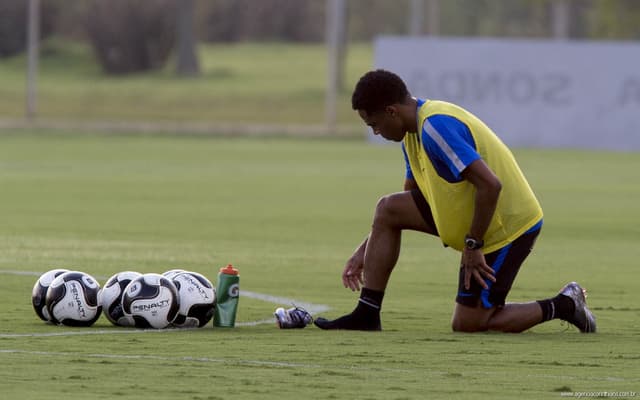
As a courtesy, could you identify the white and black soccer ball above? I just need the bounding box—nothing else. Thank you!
[162,269,186,280]
[122,273,180,329]
[32,268,69,322]
[45,271,102,327]
[99,271,142,327]
[171,271,216,328]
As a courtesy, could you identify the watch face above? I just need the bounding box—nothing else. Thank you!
[465,238,482,249]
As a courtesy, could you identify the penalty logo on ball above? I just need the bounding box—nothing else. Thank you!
[32,268,228,330]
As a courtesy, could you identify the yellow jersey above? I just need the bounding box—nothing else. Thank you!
[403,99,543,253]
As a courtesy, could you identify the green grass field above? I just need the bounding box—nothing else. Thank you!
[0,134,638,399]
[0,40,371,127]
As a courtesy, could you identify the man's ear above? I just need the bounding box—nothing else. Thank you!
[385,105,398,117]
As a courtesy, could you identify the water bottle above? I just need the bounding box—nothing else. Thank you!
[213,264,239,327]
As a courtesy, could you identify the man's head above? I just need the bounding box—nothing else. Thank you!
[351,69,414,142]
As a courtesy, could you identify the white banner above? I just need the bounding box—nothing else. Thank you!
[374,37,640,151]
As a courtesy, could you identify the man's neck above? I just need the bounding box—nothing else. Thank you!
[403,97,419,134]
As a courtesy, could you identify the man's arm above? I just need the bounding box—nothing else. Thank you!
[343,178,418,291]
[461,159,502,241]
[342,236,367,291]
[460,158,502,290]
[404,177,418,191]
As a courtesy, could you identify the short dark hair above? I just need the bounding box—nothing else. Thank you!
[351,69,410,115]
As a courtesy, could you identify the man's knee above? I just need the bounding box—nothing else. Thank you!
[451,304,492,333]
[373,194,397,227]
[372,191,434,234]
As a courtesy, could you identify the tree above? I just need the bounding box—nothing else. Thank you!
[0,0,55,57]
[86,0,176,74]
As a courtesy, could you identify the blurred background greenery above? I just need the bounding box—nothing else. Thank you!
[1,0,640,135]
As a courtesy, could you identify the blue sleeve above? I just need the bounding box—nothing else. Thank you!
[421,114,480,183]
[401,143,414,180]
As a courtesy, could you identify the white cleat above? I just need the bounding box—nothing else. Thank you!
[274,306,313,329]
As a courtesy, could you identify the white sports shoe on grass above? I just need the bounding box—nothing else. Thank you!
[274,306,313,329]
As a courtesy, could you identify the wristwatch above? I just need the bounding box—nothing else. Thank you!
[464,235,484,250]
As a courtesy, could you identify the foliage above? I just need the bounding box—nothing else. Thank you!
[0,0,56,57]
[85,0,176,74]
[197,0,640,42]
[200,0,326,42]
[6,0,640,70]
[588,0,640,39]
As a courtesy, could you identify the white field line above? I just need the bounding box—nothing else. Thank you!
[240,290,330,315]
[0,269,330,335]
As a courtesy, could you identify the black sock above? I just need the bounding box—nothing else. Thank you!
[314,288,384,331]
[537,294,575,322]
[358,287,384,311]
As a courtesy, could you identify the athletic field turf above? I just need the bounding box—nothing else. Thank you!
[0,134,638,399]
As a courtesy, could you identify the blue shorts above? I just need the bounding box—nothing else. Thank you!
[456,220,542,309]
[409,188,542,309]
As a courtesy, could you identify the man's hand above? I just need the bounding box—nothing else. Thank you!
[342,253,365,291]
[461,248,496,290]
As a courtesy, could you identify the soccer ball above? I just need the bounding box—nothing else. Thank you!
[162,269,186,280]
[45,271,102,327]
[171,271,216,328]
[99,271,142,326]
[32,268,69,322]
[122,273,180,329]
